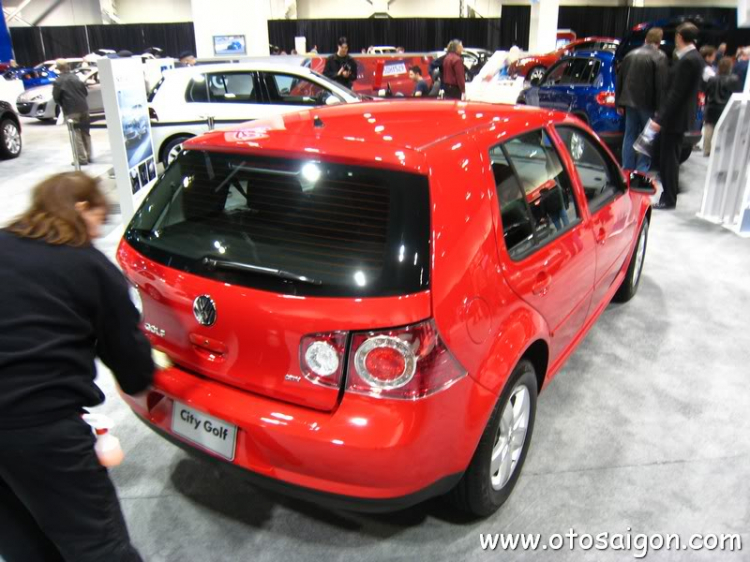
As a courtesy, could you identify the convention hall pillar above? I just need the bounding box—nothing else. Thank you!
[528,0,559,54]
[190,0,271,58]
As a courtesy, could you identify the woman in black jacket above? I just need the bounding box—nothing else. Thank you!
[704,57,742,157]
[0,172,154,562]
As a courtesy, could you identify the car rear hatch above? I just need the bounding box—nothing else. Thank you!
[119,149,431,411]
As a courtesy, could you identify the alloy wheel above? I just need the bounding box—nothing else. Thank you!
[167,143,184,165]
[3,123,21,155]
[490,384,531,490]
[528,67,545,83]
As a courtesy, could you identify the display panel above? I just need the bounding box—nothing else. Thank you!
[213,35,247,56]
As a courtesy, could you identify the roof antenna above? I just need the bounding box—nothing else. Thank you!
[313,115,324,128]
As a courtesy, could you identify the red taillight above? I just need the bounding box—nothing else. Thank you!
[149,107,159,121]
[596,91,616,107]
[300,332,347,389]
[347,319,467,400]
[698,92,706,109]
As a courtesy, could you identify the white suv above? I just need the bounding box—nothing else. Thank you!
[148,62,360,165]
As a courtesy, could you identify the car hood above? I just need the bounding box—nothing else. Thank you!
[18,85,53,102]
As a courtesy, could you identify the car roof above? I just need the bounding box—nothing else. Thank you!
[164,60,318,80]
[184,100,561,174]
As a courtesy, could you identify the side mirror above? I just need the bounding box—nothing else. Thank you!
[629,171,657,195]
[325,95,340,106]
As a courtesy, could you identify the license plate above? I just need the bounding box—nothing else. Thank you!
[171,402,237,461]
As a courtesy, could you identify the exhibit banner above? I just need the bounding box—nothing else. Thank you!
[0,0,14,63]
[98,57,158,222]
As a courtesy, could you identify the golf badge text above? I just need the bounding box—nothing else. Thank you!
[180,408,230,441]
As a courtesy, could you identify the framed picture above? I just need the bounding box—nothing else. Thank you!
[213,35,247,56]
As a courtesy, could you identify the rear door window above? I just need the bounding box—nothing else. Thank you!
[186,75,209,102]
[125,151,430,297]
[501,130,580,249]
[207,72,260,103]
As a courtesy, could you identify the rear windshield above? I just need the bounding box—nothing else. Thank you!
[125,150,430,298]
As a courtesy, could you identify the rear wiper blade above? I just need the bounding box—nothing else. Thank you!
[202,257,322,285]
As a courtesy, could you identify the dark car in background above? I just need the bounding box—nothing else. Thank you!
[615,15,727,63]
[518,50,703,165]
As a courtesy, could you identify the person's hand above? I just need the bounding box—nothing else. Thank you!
[337,67,345,76]
[342,69,351,78]
[650,121,661,133]
[617,107,625,116]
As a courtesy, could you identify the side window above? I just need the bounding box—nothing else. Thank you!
[489,145,536,258]
[571,59,601,85]
[208,72,258,103]
[543,61,569,86]
[186,76,209,103]
[263,73,337,106]
[502,129,580,249]
[555,126,624,213]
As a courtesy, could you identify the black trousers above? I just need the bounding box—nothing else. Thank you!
[0,414,143,562]
[659,131,684,207]
[442,84,462,100]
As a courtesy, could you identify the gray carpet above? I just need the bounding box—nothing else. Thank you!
[2,122,749,561]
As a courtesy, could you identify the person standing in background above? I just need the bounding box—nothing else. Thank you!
[52,59,92,166]
[616,27,667,172]
[442,39,466,100]
[323,37,358,89]
[733,47,749,89]
[714,43,727,69]
[649,23,705,210]
[409,66,429,97]
[0,172,154,562]
[703,57,742,157]
[699,46,717,87]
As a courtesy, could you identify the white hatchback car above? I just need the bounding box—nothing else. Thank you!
[148,62,361,165]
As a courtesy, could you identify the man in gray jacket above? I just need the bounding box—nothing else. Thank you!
[52,59,91,165]
[616,28,668,171]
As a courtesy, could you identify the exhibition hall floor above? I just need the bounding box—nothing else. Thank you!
[2,119,749,561]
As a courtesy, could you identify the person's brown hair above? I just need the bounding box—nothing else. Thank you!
[645,28,664,46]
[676,22,699,45]
[5,172,107,247]
[718,56,733,76]
[700,45,717,60]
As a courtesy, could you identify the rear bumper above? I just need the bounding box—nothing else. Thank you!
[123,364,497,510]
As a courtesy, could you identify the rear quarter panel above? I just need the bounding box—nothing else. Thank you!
[428,131,549,402]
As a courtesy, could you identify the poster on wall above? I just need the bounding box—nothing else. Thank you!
[214,35,247,56]
[98,57,158,222]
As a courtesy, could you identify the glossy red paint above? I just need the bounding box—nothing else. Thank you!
[118,100,651,507]
[510,37,620,79]
[308,54,434,97]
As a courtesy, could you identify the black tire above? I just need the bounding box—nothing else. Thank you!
[613,217,649,303]
[448,360,538,517]
[679,146,692,164]
[161,135,192,166]
[0,118,22,159]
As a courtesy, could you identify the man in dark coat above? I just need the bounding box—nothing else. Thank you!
[323,37,358,90]
[52,59,92,166]
[616,27,668,171]
[650,23,705,210]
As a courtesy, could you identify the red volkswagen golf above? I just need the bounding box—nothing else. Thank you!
[118,101,654,516]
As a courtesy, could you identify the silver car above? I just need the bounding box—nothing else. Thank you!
[16,68,104,121]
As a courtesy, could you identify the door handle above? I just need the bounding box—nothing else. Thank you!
[531,272,552,296]
[595,227,607,245]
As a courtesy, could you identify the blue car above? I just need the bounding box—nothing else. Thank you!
[518,50,703,165]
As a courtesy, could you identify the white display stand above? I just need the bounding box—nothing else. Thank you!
[0,77,23,109]
[698,70,750,237]
[98,58,158,224]
[295,37,307,55]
